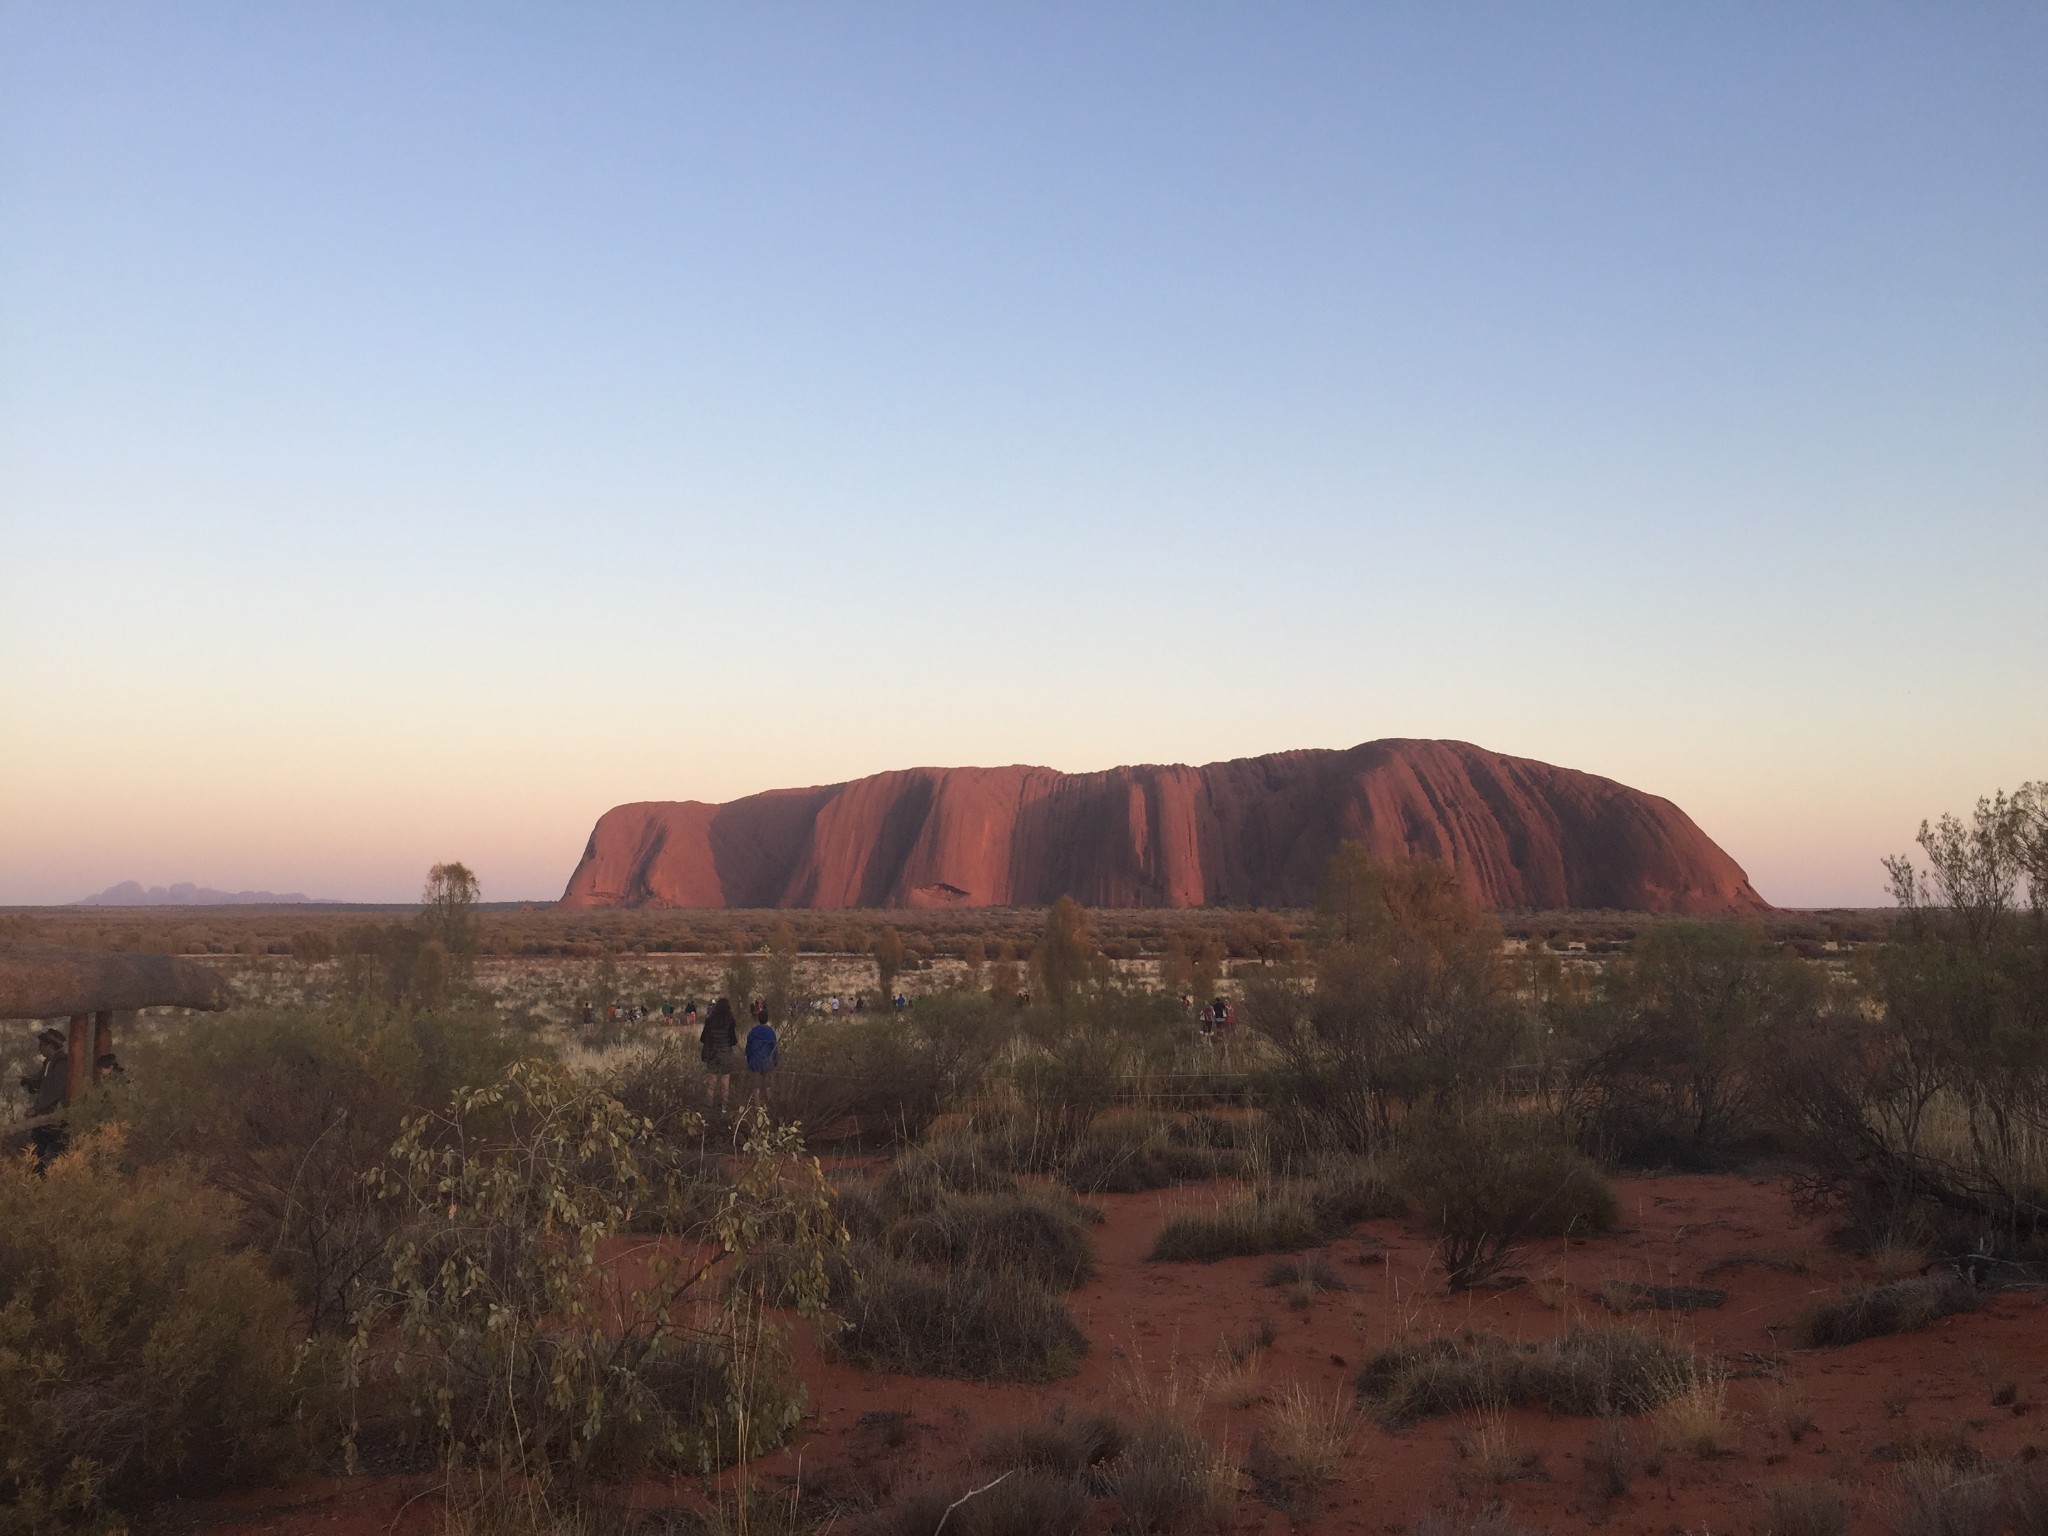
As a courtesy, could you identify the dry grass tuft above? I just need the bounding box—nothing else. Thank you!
[1261,1383,1358,1497]
[1109,1413,1236,1534]
[1654,1375,1731,1458]
[1460,1405,1533,1485]
[1357,1328,1703,1430]
[980,1403,1128,1479]
[1767,1382,1817,1445]
[1150,1190,1324,1262]
[1873,1239,1931,1282]
[1891,1457,2004,1536]
[1410,1508,1540,1536]
[1759,1482,1848,1536]
[1794,1275,1982,1349]
[1582,1420,1637,1501]
[1199,1350,1265,1411]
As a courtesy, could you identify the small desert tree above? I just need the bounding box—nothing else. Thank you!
[421,861,481,969]
[1775,781,2048,1247]
[723,947,758,1015]
[1264,846,1520,1150]
[874,925,907,999]
[763,921,802,1024]
[1558,923,1816,1163]
[989,940,1023,1006]
[1032,897,1098,1017]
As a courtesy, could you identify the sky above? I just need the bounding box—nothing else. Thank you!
[2,3,2043,908]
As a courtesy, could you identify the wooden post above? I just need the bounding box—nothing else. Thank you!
[65,1013,90,1105]
[93,1010,113,1082]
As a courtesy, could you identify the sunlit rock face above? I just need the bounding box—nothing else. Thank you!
[560,739,1767,914]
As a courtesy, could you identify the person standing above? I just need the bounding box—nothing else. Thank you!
[744,1011,780,1100]
[18,1028,69,1170]
[699,996,740,1109]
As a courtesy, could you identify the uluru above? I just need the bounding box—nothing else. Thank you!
[560,739,1766,914]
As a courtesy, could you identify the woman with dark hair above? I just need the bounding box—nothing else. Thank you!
[699,996,740,1108]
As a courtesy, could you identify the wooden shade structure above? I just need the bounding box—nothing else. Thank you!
[1,947,231,1106]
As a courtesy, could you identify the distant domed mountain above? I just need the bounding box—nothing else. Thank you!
[560,739,1766,914]
[76,881,317,907]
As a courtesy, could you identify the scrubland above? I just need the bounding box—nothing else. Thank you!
[1,785,2044,1536]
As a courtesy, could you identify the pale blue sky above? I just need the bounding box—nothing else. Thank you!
[3,4,2043,905]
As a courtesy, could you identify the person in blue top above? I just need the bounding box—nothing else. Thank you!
[744,1014,779,1086]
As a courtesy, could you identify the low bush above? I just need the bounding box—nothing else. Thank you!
[1303,1157,1403,1228]
[883,1191,1097,1290]
[1060,1124,1234,1195]
[0,1129,308,1534]
[1794,1275,1983,1349]
[1150,1190,1324,1262]
[762,1013,992,1146]
[1394,1115,1619,1288]
[1357,1328,1702,1430]
[881,1140,1019,1211]
[831,1249,1088,1382]
[1147,1158,1396,1262]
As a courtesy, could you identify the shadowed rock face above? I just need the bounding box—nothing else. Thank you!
[560,739,1768,914]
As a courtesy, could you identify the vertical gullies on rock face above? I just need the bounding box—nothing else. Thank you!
[558,740,1768,914]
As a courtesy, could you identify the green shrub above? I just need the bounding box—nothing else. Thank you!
[830,1249,1087,1382]
[354,1065,840,1481]
[1794,1275,1982,1349]
[94,1001,523,1331]
[1357,1328,1702,1429]
[764,1005,1004,1147]
[1394,1114,1618,1288]
[0,1129,307,1533]
[1149,1190,1324,1262]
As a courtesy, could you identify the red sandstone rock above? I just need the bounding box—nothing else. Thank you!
[559,739,1767,913]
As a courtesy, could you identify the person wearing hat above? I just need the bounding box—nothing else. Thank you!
[19,1028,69,1169]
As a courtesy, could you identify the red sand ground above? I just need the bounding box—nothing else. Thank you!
[170,1173,2046,1535]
